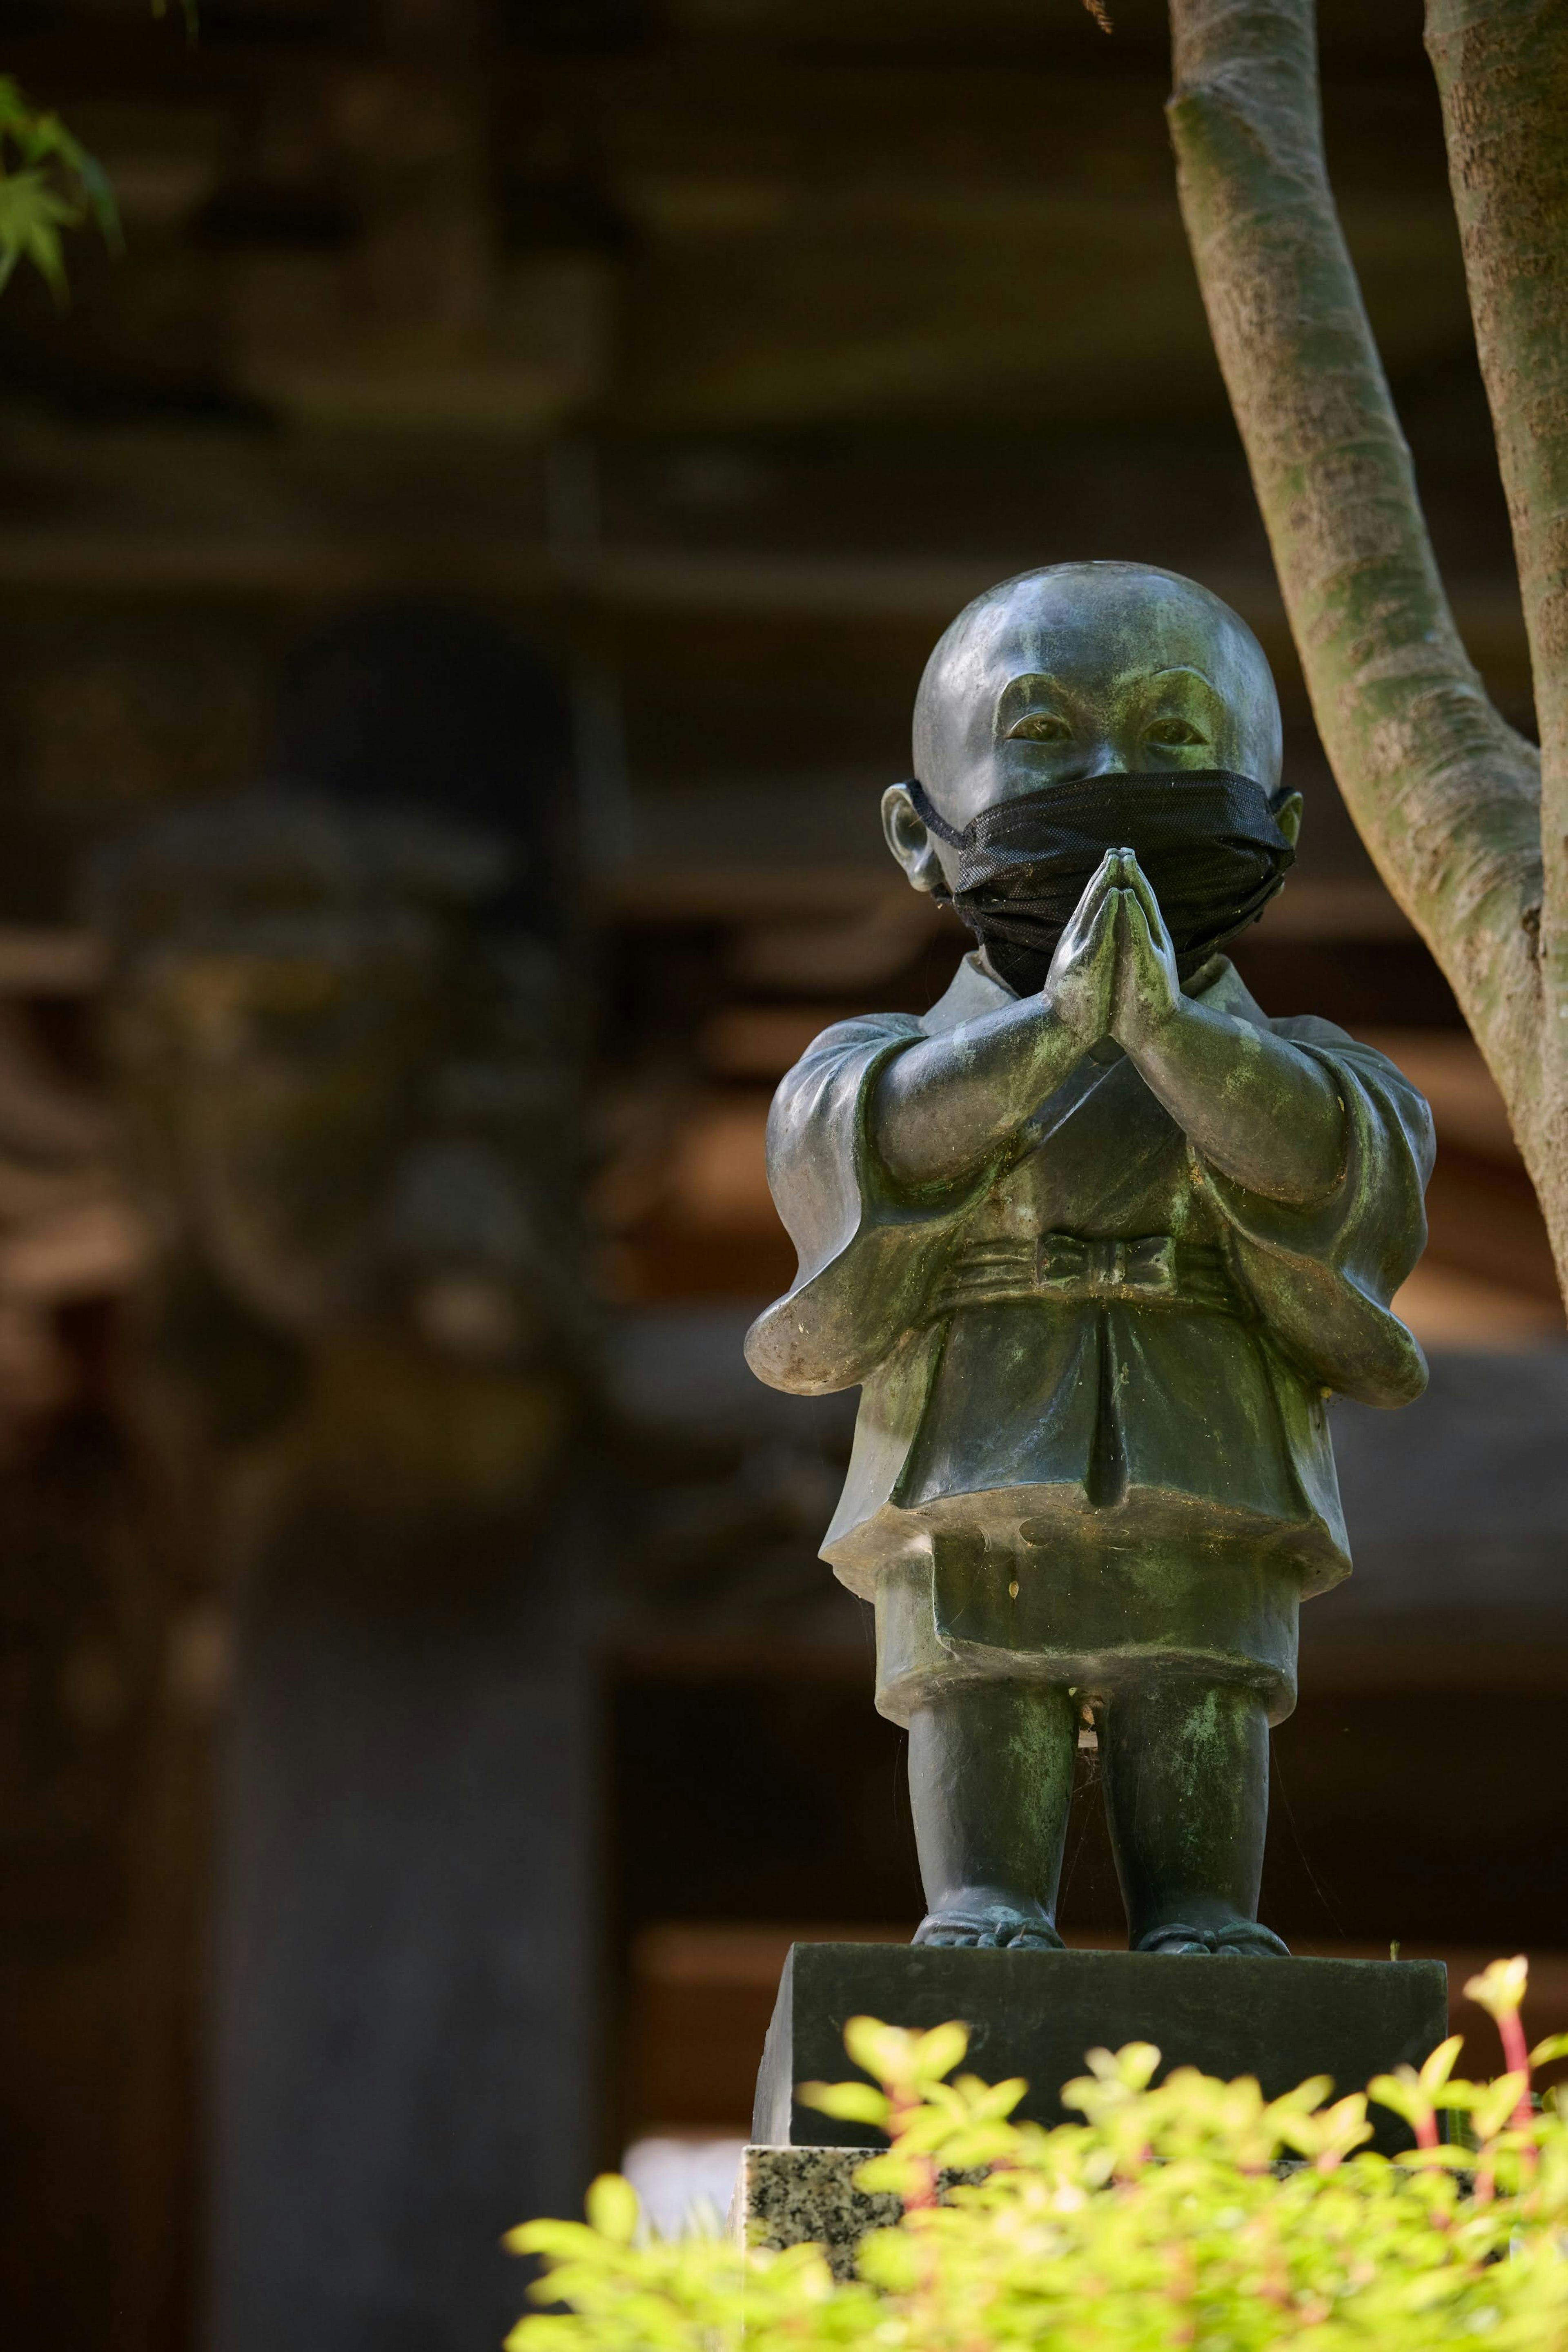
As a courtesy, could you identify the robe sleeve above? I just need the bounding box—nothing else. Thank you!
[1200,1017,1436,1409]
[743,1014,996,1396]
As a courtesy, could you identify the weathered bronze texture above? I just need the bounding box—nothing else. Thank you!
[748,562,1434,1957]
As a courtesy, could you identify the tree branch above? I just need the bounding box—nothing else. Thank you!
[1166,0,1541,1101]
[1425,1,1568,1020]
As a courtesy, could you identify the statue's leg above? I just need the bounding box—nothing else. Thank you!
[1099,1678,1288,1956]
[906,1679,1077,1949]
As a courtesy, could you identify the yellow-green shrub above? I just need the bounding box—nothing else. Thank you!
[509,1957,1568,2352]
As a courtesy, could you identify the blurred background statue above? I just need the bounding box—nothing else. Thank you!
[89,602,602,2352]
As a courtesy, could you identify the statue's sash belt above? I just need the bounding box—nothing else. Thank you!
[932,1231,1242,1317]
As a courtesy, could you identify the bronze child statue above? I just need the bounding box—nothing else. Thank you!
[746,562,1433,1959]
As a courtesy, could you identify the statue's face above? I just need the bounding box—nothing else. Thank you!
[897,563,1287,885]
[97,796,579,1366]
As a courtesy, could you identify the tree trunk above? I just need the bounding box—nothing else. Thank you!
[1165,0,1568,1288]
[1423,1,1568,1227]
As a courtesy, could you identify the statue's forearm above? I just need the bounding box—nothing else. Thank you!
[871,1002,1087,1187]
[1127,1001,1346,1204]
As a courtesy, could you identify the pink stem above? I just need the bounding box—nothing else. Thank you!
[889,2086,937,2213]
[1499,2011,1533,2129]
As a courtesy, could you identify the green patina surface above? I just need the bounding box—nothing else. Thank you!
[748,563,1433,1957]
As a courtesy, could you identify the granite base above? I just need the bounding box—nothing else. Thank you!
[732,2146,980,2282]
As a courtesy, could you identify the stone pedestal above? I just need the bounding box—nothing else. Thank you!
[732,2146,906,2281]
[753,1943,1449,2160]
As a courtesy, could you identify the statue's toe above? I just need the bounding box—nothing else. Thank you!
[914,1908,1064,1951]
[913,1913,990,1946]
[1136,1920,1290,1958]
[1136,1923,1219,1956]
[1213,1920,1291,1959]
[993,1918,1065,1951]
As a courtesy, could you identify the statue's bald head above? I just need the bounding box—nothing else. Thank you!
[908,562,1283,838]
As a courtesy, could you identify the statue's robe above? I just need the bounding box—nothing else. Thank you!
[746,952,1433,1727]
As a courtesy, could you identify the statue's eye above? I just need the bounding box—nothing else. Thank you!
[1144,716,1207,747]
[1007,712,1072,743]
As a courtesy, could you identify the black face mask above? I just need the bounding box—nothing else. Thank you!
[904,769,1296,996]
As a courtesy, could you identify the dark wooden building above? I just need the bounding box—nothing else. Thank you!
[0,2,1561,2346]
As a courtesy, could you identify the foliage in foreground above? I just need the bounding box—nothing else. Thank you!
[508,1959,1568,2352]
[0,76,120,298]
[0,4,193,297]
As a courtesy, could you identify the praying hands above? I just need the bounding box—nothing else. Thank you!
[874,852,1346,1206]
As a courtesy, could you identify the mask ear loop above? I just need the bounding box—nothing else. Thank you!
[898,778,984,939]
[901,777,969,851]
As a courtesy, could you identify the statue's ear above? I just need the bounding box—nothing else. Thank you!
[1273,789,1304,852]
[882,783,947,894]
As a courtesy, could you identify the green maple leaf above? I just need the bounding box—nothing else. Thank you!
[0,75,122,300]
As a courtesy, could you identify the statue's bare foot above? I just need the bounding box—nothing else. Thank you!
[913,1899,1064,1952]
[1135,1920,1290,1958]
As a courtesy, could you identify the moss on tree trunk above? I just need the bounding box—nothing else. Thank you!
[1166,0,1568,1288]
